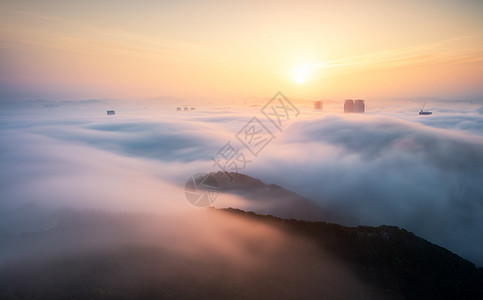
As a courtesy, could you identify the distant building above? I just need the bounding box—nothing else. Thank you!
[314,101,322,110]
[183,106,189,111]
[190,107,195,111]
[176,107,181,111]
[354,99,365,113]
[107,110,115,115]
[344,100,354,113]
[344,99,365,113]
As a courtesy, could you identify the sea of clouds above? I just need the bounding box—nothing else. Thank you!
[0,98,482,266]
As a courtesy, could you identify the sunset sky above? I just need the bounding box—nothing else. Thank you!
[1,0,482,102]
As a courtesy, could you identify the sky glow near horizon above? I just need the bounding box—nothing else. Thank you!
[0,0,482,102]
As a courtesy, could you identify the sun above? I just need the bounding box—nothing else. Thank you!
[292,65,311,83]
[294,72,306,83]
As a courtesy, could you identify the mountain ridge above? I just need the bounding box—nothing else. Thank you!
[218,207,483,299]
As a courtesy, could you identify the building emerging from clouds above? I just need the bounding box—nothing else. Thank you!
[314,101,322,110]
[344,99,365,113]
[344,100,354,113]
[354,99,365,112]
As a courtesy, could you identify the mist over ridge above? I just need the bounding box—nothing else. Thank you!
[1,98,482,268]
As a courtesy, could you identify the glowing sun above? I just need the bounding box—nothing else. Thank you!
[293,65,311,83]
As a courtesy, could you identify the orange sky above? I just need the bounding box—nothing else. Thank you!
[1,0,482,102]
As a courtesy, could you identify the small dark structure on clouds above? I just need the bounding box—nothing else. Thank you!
[107,110,116,115]
[419,101,432,115]
[176,106,195,111]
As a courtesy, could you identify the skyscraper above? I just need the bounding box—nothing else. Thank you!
[354,99,365,113]
[314,101,322,110]
[344,99,365,113]
[344,100,354,113]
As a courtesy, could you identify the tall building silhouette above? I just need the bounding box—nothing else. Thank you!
[354,99,365,113]
[344,100,354,113]
[344,99,365,113]
[314,101,322,110]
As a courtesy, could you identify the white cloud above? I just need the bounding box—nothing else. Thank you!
[1,99,483,266]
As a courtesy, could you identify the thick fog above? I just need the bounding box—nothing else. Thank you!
[1,98,482,268]
[251,112,483,265]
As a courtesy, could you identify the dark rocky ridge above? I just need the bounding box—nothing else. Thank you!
[211,171,350,223]
[1,172,482,299]
[220,207,483,300]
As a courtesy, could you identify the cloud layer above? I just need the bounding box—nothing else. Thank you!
[250,112,483,265]
[1,99,482,266]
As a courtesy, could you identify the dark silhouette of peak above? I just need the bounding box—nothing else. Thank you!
[1,207,482,299]
[219,208,483,300]
[211,172,347,223]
